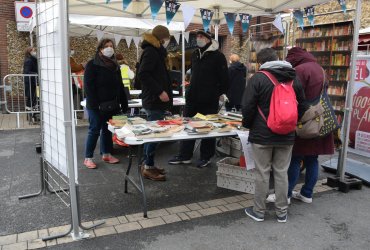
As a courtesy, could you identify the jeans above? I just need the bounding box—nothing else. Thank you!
[85,109,113,158]
[143,109,165,166]
[288,155,319,198]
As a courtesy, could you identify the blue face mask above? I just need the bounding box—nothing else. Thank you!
[196,38,207,48]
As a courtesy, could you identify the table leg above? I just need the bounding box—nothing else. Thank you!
[124,146,134,193]
[136,145,148,218]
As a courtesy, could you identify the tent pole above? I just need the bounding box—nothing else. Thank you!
[215,24,219,41]
[181,30,185,98]
[337,0,362,181]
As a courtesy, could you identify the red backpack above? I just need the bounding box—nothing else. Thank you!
[257,71,298,135]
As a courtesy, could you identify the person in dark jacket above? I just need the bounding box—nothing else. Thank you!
[23,47,38,110]
[168,30,229,168]
[286,47,334,203]
[83,38,128,169]
[242,48,306,223]
[138,25,172,181]
[226,54,247,111]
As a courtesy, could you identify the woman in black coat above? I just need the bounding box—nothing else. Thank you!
[83,38,128,169]
[23,47,38,110]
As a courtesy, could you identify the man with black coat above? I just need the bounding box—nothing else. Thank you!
[242,48,306,223]
[226,54,247,111]
[138,25,172,181]
[169,30,229,168]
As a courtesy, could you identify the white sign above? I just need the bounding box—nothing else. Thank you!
[15,2,35,32]
[355,131,370,154]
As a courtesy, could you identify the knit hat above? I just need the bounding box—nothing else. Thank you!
[195,29,213,40]
[152,25,170,41]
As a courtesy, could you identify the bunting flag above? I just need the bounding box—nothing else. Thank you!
[338,0,347,13]
[122,0,133,10]
[293,9,304,30]
[133,37,141,49]
[96,30,105,41]
[304,6,315,26]
[184,31,190,43]
[173,33,180,45]
[149,0,164,20]
[165,0,181,25]
[273,13,284,33]
[114,34,122,47]
[181,5,196,30]
[224,12,237,35]
[200,8,214,32]
[125,36,133,47]
[239,13,252,34]
[106,0,110,3]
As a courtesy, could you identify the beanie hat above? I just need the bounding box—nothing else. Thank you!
[195,29,213,40]
[152,25,170,41]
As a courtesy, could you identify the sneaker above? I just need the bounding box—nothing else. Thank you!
[244,207,264,222]
[102,154,120,164]
[141,167,166,181]
[84,158,97,169]
[25,106,32,111]
[266,194,291,205]
[196,159,211,168]
[168,155,192,165]
[292,191,312,203]
[277,214,288,223]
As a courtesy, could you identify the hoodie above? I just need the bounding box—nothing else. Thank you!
[227,61,247,107]
[241,60,306,145]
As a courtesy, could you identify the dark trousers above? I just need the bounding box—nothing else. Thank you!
[25,80,37,107]
[179,104,218,160]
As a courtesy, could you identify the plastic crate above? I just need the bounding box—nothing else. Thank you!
[216,137,243,157]
[216,157,255,194]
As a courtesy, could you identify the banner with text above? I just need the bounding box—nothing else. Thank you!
[165,0,181,25]
[239,13,252,34]
[200,8,214,32]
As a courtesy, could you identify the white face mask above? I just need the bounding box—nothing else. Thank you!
[102,47,114,58]
[163,40,170,48]
[30,51,37,57]
[196,38,207,48]
[70,50,75,56]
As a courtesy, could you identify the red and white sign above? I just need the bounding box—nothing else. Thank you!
[14,1,35,31]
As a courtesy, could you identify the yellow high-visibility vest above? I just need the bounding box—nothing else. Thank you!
[120,65,131,89]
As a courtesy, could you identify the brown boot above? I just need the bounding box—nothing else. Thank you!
[141,165,166,175]
[141,167,166,181]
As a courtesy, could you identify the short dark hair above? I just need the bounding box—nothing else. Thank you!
[257,48,278,64]
[96,38,115,52]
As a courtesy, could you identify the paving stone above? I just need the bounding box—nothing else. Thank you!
[37,229,48,238]
[45,239,57,247]
[48,225,70,235]
[225,202,244,211]
[81,221,94,228]
[27,239,46,249]
[161,214,182,224]
[223,196,240,204]
[56,235,74,245]
[117,216,128,224]
[94,226,117,237]
[147,209,170,218]
[166,205,190,214]
[241,193,254,200]
[94,217,120,227]
[138,217,165,228]
[216,205,230,212]
[198,207,222,216]
[185,211,202,219]
[238,200,254,208]
[126,212,146,222]
[2,242,27,250]
[17,230,38,242]
[0,235,17,246]
[83,229,96,239]
[205,199,227,207]
[114,222,142,233]
[186,203,202,211]
[233,195,246,201]
[197,201,210,209]
[177,212,190,221]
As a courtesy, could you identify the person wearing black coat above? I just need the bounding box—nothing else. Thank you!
[83,38,128,169]
[137,25,172,181]
[23,47,38,110]
[242,48,306,223]
[226,54,247,111]
[169,30,229,168]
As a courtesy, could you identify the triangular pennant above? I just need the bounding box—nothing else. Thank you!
[304,6,315,26]
[224,12,237,35]
[173,33,180,44]
[96,30,105,41]
[133,37,141,49]
[106,0,110,3]
[293,9,304,30]
[114,34,122,47]
[273,13,284,33]
[338,0,347,13]
[165,0,181,25]
[181,5,196,30]
[239,13,252,34]
[123,0,133,10]
[184,31,190,43]
[149,0,164,20]
[200,9,214,32]
[125,36,133,47]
